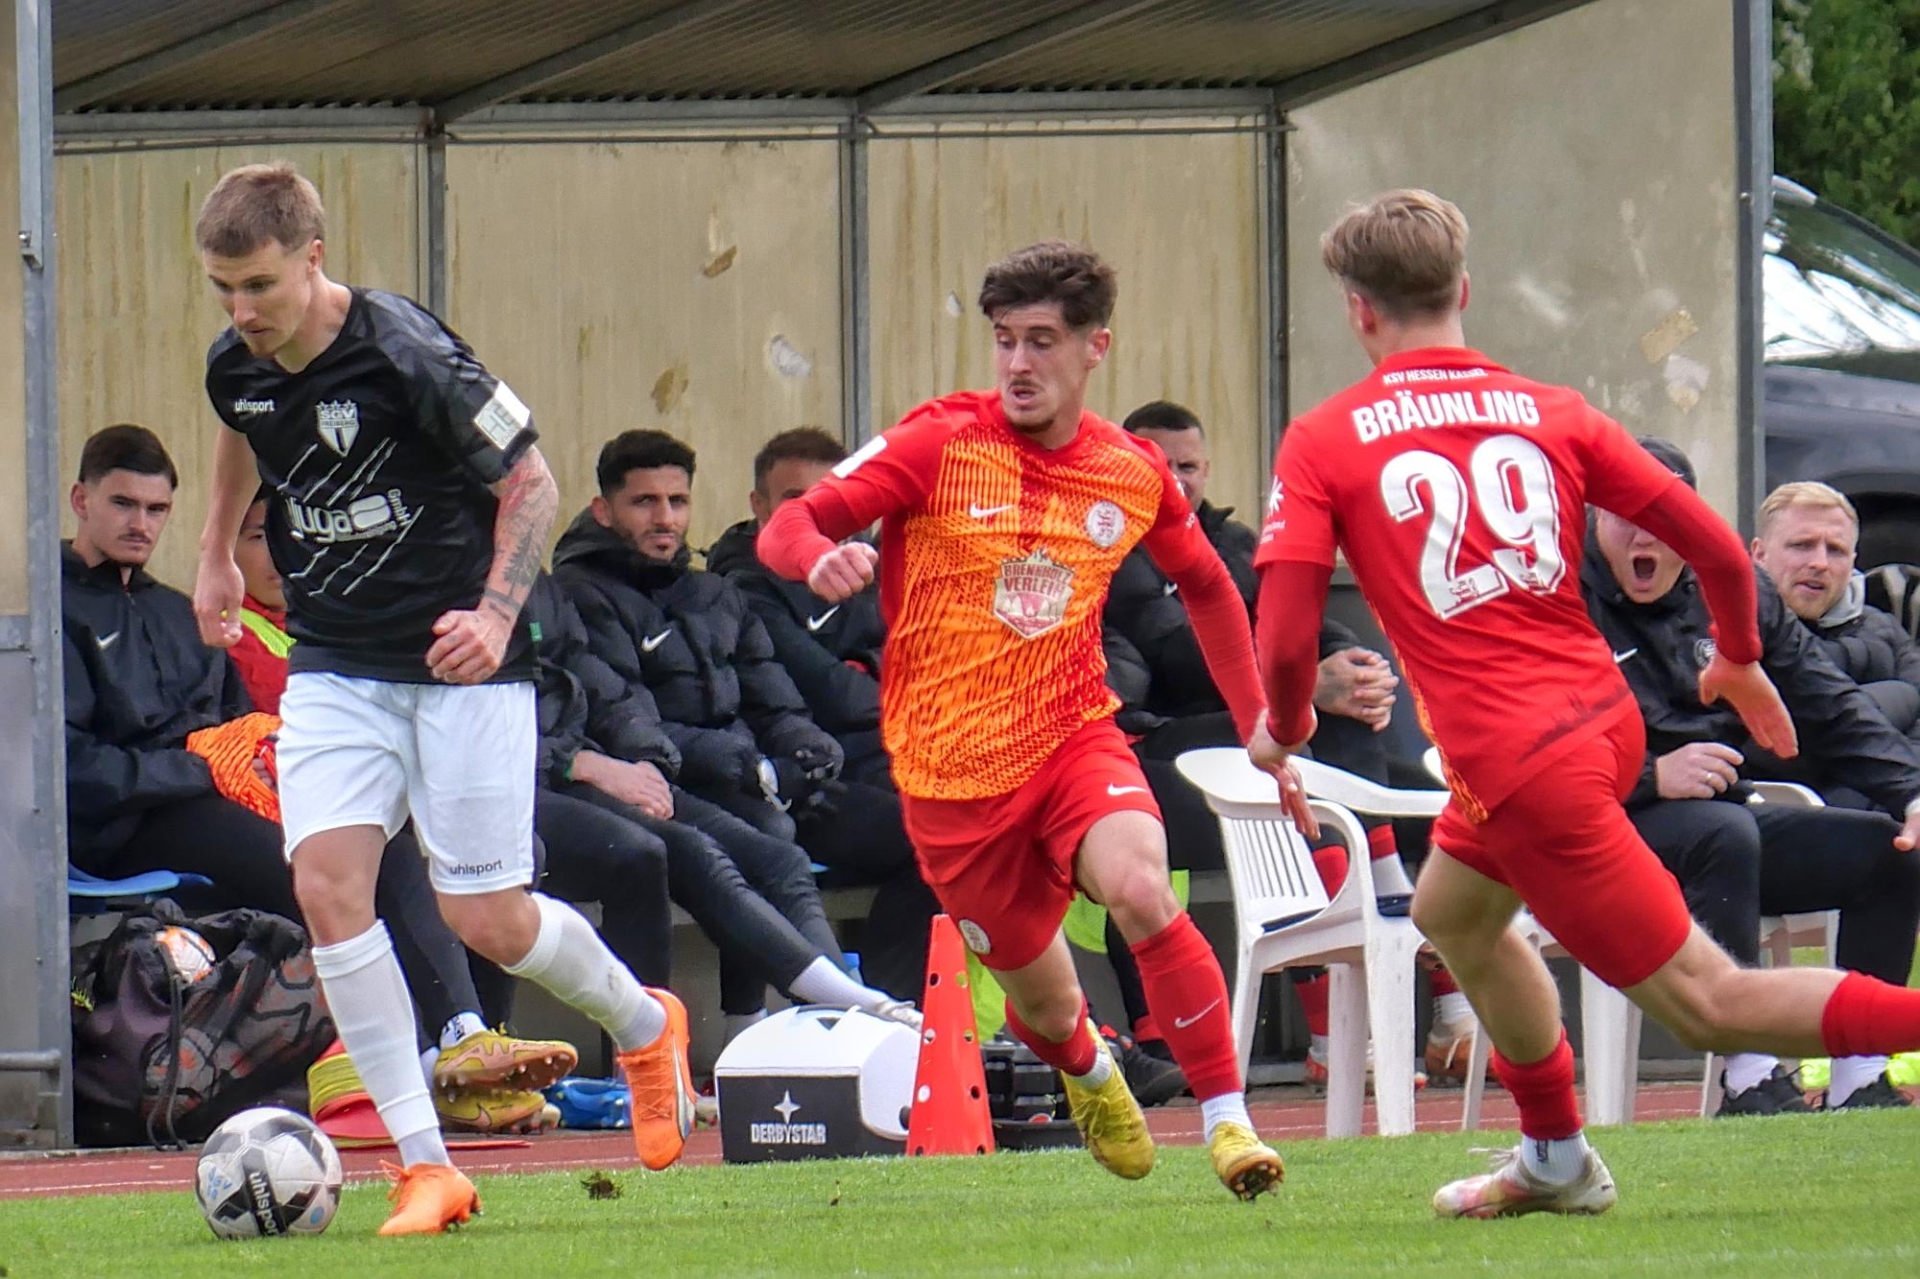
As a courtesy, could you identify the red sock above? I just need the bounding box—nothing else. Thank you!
[1004,996,1098,1077]
[1429,966,1459,998]
[1821,971,1920,1057]
[1311,843,1349,895]
[1490,1031,1581,1140]
[1366,825,1399,861]
[1131,1014,1163,1043]
[1131,913,1241,1100]
[1294,974,1330,1037]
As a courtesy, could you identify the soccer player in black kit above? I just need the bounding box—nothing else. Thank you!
[190,163,693,1236]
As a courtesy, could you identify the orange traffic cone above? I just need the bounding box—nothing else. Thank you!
[905,914,996,1157]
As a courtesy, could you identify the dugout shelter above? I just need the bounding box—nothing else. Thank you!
[1,0,1770,1143]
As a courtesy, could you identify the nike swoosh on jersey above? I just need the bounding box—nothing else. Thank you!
[95,631,120,651]
[641,630,673,653]
[806,606,840,632]
[1106,784,1148,796]
[1612,648,1638,664]
[1173,998,1222,1030]
[1161,581,1179,596]
[969,502,1015,519]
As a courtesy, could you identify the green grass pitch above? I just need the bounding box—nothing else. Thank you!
[2,1109,1915,1276]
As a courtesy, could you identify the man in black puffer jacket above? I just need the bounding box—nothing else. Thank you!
[706,427,887,782]
[554,429,935,1002]
[525,572,919,1034]
[1584,437,1920,1116]
[1752,480,1920,754]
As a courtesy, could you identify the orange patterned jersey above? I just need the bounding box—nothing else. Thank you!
[786,391,1214,799]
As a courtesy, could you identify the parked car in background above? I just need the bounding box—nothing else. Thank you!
[1765,176,1920,633]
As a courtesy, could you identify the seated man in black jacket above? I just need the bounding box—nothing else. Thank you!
[527,572,916,1037]
[63,425,558,1128]
[1752,480,1920,773]
[554,429,934,1004]
[1101,402,1443,1087]
[1584,437,1920,1114]
[707,427,888,784]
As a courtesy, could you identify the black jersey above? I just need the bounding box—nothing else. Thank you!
[206,288,538,683]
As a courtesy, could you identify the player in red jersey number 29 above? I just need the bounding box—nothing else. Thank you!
[1251,190,1920,1219]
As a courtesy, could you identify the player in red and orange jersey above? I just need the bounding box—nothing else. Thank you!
[1252,189,1920,1219]
[761,242,1301,1201]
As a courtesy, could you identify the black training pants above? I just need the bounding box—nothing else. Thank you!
[1629,798,1920,984]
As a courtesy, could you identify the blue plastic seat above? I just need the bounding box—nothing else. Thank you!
[66,866,212,914]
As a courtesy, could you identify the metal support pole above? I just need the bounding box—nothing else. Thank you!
[1732,0,1772,535]
[1262,90,1288,470]
[424,122,449,317]
[11,0,70,1146]
[838,118,872,445]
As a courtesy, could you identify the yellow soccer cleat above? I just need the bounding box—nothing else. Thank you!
[1432,1146,1617,1219]
[377,1162,480,1237]
[1208,1120,1284,1202]
[1061,1029,1155,1180]
[433,1028,577,1093]
[436,1086,552,1135]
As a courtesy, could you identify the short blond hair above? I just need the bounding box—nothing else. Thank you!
[1757,480,1858,538]
[1320,189,1468,319]
[195,161,325,258]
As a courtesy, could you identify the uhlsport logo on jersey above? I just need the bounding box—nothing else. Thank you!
[315,400,360,455]
[992,548,1074,639]
[285,489,417,545]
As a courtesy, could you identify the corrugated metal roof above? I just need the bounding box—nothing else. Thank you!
[52,0,1551,115]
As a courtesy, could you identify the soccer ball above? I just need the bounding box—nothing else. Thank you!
[194,1106,343,1239]
[155,925,216,983]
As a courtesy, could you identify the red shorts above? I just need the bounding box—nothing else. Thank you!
[899,717,1161,972]
[1430,709,1693,990]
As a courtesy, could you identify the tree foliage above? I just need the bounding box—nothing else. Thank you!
[1773,1,1920,245]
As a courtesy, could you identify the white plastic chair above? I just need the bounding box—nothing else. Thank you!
[1175,748,1426,1137]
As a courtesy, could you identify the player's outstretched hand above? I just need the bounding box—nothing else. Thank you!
[193,554,247,648]
[427,607,511,684]
[807,542,879,603]
[1247,716,1320,840]
[1698,653,1799,760]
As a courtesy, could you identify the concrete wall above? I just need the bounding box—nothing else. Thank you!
[444,133,845,551]
[1286,0,1742,518]
[869,118,1267,523]
[56,144,421,587]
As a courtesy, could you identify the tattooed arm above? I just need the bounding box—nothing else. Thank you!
[425,445,559,684]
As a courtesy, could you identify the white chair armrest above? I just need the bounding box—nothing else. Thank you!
[1747,780,1825,809]
[1293,756,1448,820]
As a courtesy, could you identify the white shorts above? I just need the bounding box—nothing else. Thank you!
[277,672,537,895]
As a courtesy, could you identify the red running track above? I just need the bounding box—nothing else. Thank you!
[0,1083,1713,1201]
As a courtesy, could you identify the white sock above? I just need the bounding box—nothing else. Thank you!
[1519,1130,1591,1185]
[504,893,665,1053]
[724,1010,768,1043]
[1200,1093,1253,1142]
[419,1046,440,1091]
[1828,1054,1890,1106]
[1308,1032,1329,1062]
[440,1011,487,1050]
[1435,993,1473,1028]
[789,956,880,1010]
[311,922,447,1168]
[1723,1052,1779,1097]
[1371,854,1416,896]
[1067,1036,1115,1089]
